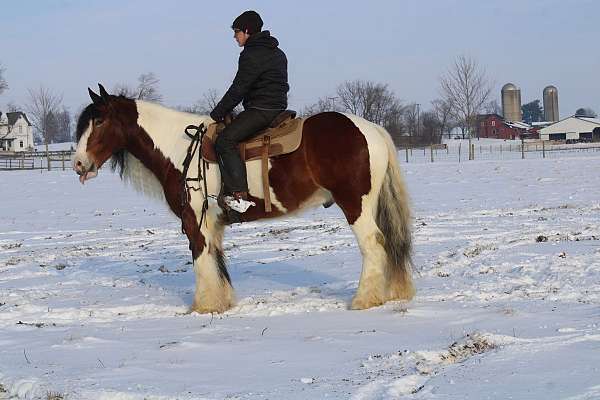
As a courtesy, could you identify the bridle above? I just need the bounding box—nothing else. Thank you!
[181,123,211,235]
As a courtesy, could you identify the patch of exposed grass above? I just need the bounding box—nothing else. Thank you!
[442,333,496,364]
[46,391,64,400]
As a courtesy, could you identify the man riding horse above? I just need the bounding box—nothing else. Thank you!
[210,10,289,217]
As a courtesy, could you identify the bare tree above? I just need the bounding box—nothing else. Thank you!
[439,55,493,138]
[26,86,63,145]
[431,98,454,139]
[0,62,7,95]
[420,111,443,144]
[178,89,243,116]
[114,72,163,102]
[381,101,406,146]
[484,99,502,115]
[302,80,406,146]
[181,89,220,114]
[404,103,419,137]
[55,107,72,142]
[336,80,400,126]
[113,82,137,98]
[6,102,20,112]
[300,96,340,117]
[136,72,162,102]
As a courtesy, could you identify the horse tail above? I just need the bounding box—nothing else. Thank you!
[375,128,415,301]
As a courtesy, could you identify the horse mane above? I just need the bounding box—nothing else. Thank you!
[109,149,127,178]
[111,100,210,201]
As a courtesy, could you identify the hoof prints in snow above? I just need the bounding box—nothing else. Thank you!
[352,333,497,399]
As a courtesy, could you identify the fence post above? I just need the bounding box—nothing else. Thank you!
[62,152,65,170]
[542,141,546,158]
[405,147,409,163]
[458,143,461,162]
[521,141,525,159]
[46,143,50,171]
[471,143,475,160]
[430,145,434,162]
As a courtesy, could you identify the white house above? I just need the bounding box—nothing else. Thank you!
[0,111,34,152]
[539,116,600,142]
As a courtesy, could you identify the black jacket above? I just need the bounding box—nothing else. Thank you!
[210,31,289,122]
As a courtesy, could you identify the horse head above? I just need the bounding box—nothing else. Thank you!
[73,84,137,184]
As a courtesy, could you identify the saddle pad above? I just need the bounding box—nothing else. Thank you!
[202,117,304,163]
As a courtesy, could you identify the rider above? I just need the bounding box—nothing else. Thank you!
[210,10,289,214]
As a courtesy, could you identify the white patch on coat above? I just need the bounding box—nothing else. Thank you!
[246,159,288,213]
[340,113,389,205]
[135,101,211,172]
[73,120,93,168]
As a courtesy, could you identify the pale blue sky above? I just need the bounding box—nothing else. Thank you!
[1,0,599,118]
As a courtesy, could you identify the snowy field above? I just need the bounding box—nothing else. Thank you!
[1,154,600,399]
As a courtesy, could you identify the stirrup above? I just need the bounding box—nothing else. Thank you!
[224,196,256,213]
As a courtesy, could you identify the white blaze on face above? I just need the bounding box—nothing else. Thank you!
[72,120,98,184]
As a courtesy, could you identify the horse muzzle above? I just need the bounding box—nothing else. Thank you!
[73,158,98,184]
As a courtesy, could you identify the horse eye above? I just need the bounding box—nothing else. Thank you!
[94,118,104,126]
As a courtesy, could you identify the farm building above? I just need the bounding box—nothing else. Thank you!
[476,114,532,140]
[539,116,600,142]
[0,111,34,152]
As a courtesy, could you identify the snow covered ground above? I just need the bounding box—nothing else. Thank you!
[1,154,599,399]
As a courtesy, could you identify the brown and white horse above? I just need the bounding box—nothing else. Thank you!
[73,85,415,313]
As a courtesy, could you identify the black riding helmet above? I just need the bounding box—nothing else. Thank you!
[231,10,263,34]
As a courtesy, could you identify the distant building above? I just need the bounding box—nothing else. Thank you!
[476,114,533,140]
[0,111,35,152]
[539,116,600,142]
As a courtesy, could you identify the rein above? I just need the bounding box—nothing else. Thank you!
[181,123,210,234]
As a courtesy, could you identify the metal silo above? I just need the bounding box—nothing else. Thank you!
[543,85,559,122]
[501,83,522,122]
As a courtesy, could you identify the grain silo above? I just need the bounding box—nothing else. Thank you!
[501,83,522,122]
[543,85,559,122]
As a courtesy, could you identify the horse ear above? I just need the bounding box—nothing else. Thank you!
[98,83,110,100]
[88,87,103,104]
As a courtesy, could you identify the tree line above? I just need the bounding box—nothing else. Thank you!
[1,57,598,148]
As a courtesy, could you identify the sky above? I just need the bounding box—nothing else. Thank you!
[1,0,599,120]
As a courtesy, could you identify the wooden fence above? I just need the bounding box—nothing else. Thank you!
[0,150,74,171]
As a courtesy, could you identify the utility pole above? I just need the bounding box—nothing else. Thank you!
[416,103,420,138]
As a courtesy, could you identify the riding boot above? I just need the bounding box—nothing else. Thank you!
[224,191,255,213]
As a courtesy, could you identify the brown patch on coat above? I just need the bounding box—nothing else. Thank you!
[303,112,371,224]
[229,112,371,224]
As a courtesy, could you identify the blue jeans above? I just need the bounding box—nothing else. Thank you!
[214,108,281,193]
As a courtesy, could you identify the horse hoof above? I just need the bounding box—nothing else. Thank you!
[350,296,383,310]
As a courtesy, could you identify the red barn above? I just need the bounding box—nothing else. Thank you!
[476,114,531,139]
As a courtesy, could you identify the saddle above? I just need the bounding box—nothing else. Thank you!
[202,110,304,213]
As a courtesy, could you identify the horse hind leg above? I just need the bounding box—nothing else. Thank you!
[346,199,390,309]
[335,159,415,309]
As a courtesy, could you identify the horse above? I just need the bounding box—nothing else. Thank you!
[73,84,415,314]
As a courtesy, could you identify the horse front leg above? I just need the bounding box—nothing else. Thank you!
[183,206,235,313]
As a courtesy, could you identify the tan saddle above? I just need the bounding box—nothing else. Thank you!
[202,110,304,213]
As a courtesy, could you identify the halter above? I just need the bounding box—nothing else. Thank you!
[181,123,211,235]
